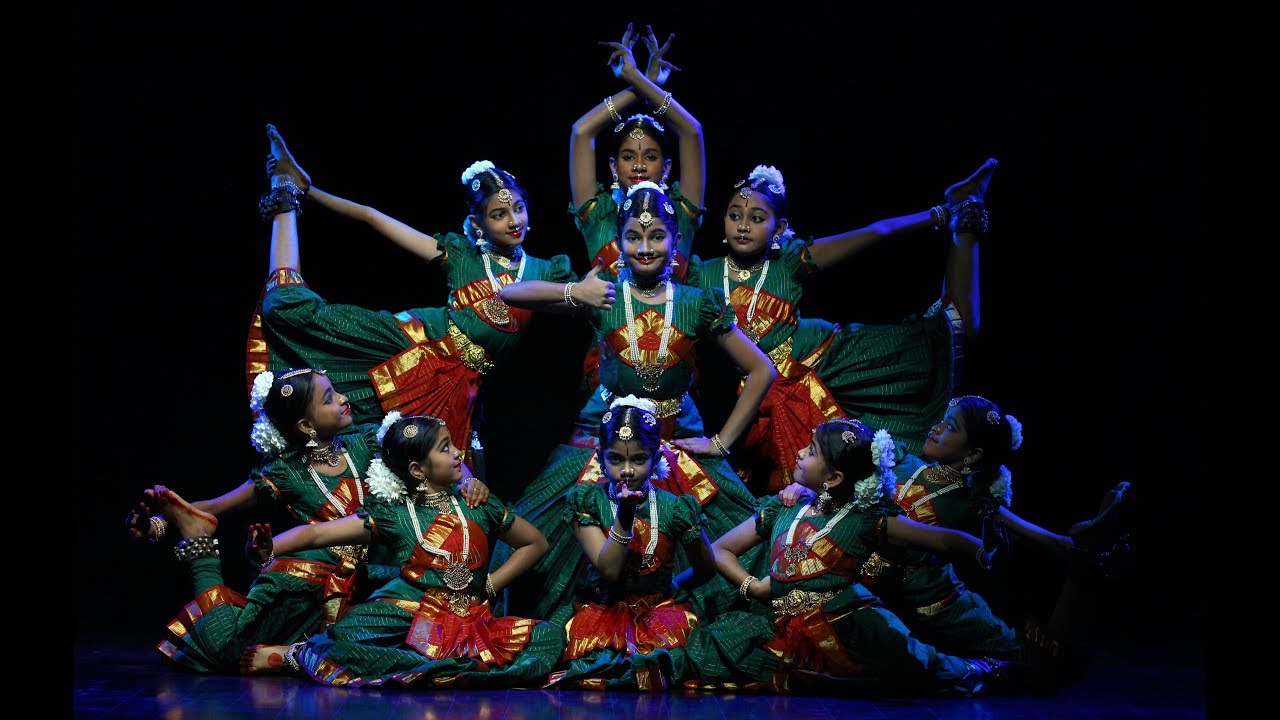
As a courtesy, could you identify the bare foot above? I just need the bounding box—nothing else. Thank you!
[266,123,311,190]
[945,158,998,206]
[156,485,218,538]
[1069,481,1130,551]
[240,644,290,675]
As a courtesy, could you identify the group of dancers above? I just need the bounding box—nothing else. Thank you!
[127,25,1130,696]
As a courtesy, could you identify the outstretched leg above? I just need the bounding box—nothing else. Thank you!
[155,485,218,539]
[945,158,998,205]
[265,123,312,190]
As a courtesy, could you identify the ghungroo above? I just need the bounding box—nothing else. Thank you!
[258,183,304,222]
[173,535,219,562]
[952,198,989,235]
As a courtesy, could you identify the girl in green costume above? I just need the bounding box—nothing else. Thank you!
[546,394,718,690]
[250,125,576,458]
[686,419,1012,696]
[129,369,486,674]
[238,413,564,688]
[494,182,776,622]
[690,159,998,493]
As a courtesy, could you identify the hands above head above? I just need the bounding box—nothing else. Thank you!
[944,158,998,206]
[600,23,641,81]
[641,25,680,86]
[246,523,274,569]
[778,482,816,508]
[574,260,617,310]
[458,476,490,509]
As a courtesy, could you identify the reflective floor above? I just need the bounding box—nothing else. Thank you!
[74,634,1206,720]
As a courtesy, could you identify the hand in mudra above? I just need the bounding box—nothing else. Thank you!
[601,23,640,80]
[247,522,274,567]
[642,25,680,86]
[945,157,998,205]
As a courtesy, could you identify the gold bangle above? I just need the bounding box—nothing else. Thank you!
[604,95,621,122]
[485,575,497,599]
[738,574,757,600]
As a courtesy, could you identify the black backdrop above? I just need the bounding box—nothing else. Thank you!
[78,5,1202,653]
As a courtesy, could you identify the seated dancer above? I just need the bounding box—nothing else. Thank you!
[546,395,718,690]
[494,181,777,621]
[251,125,576,464]
[689,160,996,493]
[126,368,481,674]
[782,394,1132,686]
[237,413,564,688]
[686,419,1014,696]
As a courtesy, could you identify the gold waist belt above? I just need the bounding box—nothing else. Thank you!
[330,544,368,563]
[383,587,485,617]
[766,336,794,366]
[447,322,494,375]
[772,588,839,616]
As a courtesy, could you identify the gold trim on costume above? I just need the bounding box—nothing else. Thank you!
[771,588,838,616]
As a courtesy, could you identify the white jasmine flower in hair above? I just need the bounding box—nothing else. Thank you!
[626,181,664,197]
[376,411,403,445]
[366,458,407,503]
[989,465,1013,506]
[249,371,274,412]
[609,394,658,414]
[870,429,897,472]
[249,415,288,456]
[852,471,891,510]
[461,160,496,185]
[1007,415,1024,450]
[748,165,786,196]
[654,453,672,480]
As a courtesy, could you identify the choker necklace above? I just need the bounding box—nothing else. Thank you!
[414,487,453,510]
[305,437,344,467]
[726,255,766,281]
[485,245,524,269]
[926,463,968,484]
[723,255,771,344]
[636,283,661,298]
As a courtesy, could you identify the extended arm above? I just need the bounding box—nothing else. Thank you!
[269,514,371,556]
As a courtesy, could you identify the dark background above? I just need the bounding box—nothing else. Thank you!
[78,5,1202,657]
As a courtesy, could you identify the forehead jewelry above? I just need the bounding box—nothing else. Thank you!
[485,169,513,205]
[602,411,613,425]
[402,424,419,438]
[638,192,654,228]
[618,425,634,441]
[629,125,646,141]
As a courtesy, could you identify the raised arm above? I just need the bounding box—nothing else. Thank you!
[266,124,445,265]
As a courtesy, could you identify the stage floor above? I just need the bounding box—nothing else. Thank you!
[75,634,1205,719]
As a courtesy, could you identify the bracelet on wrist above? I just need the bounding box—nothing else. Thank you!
[258,552,275,571]
[564,281,579,307]
[738,574,757,600]
[711,434,731,458]
[608,527,634,546]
